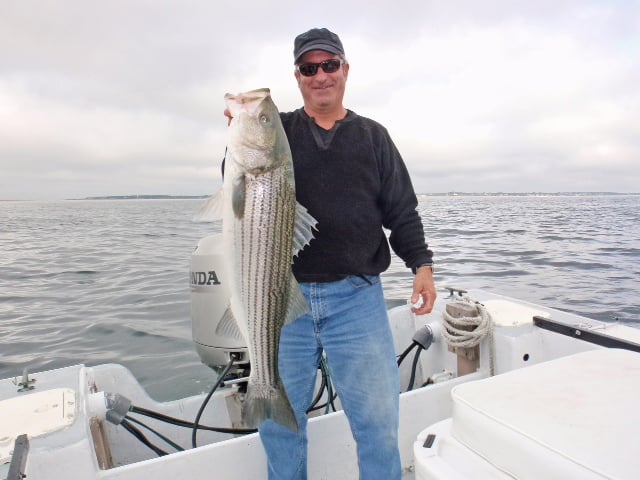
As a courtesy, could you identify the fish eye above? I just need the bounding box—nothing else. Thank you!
[259,114,269,124]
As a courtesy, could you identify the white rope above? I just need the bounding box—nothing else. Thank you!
[442,297,495,375]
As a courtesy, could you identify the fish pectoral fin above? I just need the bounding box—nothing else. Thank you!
[215,306,246,342]
[292,202,318,258]
[192,189,224,222]
[232,175,246,219]
[285,278,309,325]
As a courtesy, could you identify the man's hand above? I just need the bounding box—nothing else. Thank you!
[411,266,436,315]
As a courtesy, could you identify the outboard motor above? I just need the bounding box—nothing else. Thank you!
[190,234,248,374]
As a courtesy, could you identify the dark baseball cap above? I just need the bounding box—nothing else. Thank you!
[293,28,345,64]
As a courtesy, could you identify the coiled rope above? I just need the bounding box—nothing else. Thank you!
[442,297,495,375]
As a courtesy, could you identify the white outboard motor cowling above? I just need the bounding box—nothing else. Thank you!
[190,234,248,371]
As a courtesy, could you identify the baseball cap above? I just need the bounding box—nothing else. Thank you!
[293,28,345,64]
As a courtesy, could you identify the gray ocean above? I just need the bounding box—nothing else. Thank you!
[1,195,638,401]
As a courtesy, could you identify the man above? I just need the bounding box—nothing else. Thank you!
[257,28,436,479]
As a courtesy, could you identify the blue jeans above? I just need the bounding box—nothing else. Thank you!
[259,275,401,480]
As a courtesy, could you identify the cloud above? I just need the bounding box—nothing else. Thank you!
[1,0,638,199]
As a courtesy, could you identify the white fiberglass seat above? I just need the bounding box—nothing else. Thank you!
[414,348,640,480]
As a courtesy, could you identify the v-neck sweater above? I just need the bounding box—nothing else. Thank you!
[280,108,433,283]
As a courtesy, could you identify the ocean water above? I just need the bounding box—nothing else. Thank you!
[1,195,638,400]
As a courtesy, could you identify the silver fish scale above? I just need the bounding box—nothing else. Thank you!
[236,167,296,391]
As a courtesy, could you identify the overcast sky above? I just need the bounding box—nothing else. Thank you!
[1,0,638,200]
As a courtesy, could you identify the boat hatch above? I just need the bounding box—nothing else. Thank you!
[482,299,549,327]
[0,388,76,463]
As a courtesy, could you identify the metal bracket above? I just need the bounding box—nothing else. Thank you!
[7,434,29,480]
[13,368,36,393]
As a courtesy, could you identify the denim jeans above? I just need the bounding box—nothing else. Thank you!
[259,275,402,480]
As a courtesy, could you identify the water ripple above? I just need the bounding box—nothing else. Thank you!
[1,195,638,400]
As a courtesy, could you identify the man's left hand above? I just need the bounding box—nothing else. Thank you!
[411,267,436,315]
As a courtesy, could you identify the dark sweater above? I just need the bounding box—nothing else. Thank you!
[280,108,433,283]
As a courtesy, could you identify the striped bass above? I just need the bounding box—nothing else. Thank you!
[201,88,316,432]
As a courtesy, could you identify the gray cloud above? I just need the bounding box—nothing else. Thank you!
[1,0,638,199]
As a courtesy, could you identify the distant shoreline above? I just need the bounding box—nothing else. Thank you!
[78,192,636,200]
[73,195,211,200]
[417,191,638,197]
[1,192,637,202]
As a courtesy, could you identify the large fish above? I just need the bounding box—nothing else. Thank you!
[199,88,316,432]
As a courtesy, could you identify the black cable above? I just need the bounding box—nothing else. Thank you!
[127,338,426,455]
[407,345,423,391]
[124,415,184,452]
[421,377,434,388]
[305,357,338,413]
[126,336,420,456]
[121,418,168,457]
[322,358,337,413]
[308,392,339,413]
[116,355,273,457]
[397,341,418,366]
[192,355,237,448]
[129,405,256,434]
[308,385,339,413]
[306,365,328,413]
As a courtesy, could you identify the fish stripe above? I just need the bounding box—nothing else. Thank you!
[237,169,295,388]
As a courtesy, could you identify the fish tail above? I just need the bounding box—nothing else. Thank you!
[242,383,298,433]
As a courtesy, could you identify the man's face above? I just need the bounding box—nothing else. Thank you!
[295,50,349,114]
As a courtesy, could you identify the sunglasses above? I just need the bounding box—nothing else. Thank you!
[296,58,345,77]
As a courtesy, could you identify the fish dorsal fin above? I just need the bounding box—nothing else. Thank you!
[292,202,317,258]
[192,189,223,222]
[215,306,246,342]
[285,277,309,325]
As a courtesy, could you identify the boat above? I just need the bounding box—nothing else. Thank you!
[2,235,640,479]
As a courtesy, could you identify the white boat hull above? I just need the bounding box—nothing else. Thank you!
[2,289,639,479]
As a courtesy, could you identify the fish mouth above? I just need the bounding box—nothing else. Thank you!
[225,88,271,117]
